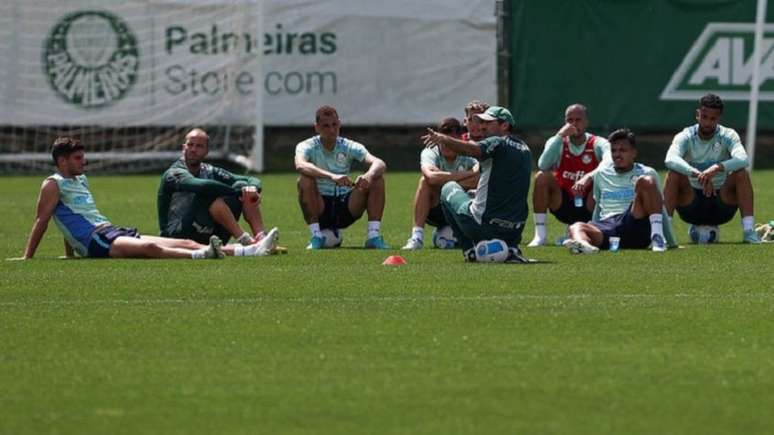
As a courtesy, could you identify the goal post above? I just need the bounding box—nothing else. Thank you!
[0,0,264,173]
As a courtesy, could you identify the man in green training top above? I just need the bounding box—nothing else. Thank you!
[422,106,532,263]
[158,128,275,248]
[663,93,760,244]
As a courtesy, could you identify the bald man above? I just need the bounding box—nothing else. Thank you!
[527,104,611,247]
[157,128,270,246]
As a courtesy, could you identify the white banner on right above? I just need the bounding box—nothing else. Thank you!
[262,0,497,125]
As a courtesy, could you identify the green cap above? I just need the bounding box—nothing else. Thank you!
[475,106,515,126]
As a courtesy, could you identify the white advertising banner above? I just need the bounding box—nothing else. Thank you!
[0,0,495,126]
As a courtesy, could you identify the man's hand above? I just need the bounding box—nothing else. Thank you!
[572,173,593,196]
[331,174,353,187]
[354,174,371,190]
[697,164,722,196]
[557,123,578,138]
[422,128,446,148]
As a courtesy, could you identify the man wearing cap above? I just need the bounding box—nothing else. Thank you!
[158,128,270,247]
[295,105,388,249]
[422,106,532,263]
[402,117,479,250]
[528,104,611,247]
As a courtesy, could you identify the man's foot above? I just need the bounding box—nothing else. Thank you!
[527,236,547,247]
[401,237,423,250]
[505,246,532,263]
[562,238,599,254]
[206,235,225,259]
[252,227,279,256]
[364,235,390,249]
[743,229,762,244]
[650,234,666,252]
[306,235,324,250]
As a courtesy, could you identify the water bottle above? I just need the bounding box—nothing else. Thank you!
[573,195,583,208]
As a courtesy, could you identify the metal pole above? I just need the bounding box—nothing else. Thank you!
[745,0,767,171]
[495,0,511,109]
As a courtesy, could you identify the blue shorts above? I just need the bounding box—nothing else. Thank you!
[319,192,357,230]
[676,188,737,225]
[551,189,593,225]
[590,207,651,250]
[87,225,140,258]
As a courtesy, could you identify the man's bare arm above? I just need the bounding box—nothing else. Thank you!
[422,129,482,159]
[23,179,60,259]
[294,153,353,186]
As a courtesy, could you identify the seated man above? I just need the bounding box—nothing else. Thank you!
[21,137,278,260]
[563,129,676,254]
[663,93,760,243]
[401,117,479,250]
[158,128,269,246]
[295,105,388,249]
[528,103,610,247]
[422,106,532,263]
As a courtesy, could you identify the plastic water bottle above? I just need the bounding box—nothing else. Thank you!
[573,195,583,208]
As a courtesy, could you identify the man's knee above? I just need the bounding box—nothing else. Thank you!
[635,175,658,192]
[297,174,317,192]
[440,181,462,202]
[534,170,553,186]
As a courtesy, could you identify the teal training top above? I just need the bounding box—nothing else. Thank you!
[665,124,748,189]
[592,162,677,247]
[295,135,368,197]
[469,135,532,229]
[420,146,477,173]
[49,173,110,257]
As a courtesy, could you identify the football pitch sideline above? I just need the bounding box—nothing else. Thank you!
[1,172,773,434]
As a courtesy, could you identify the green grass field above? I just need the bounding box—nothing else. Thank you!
[1,171,774,435]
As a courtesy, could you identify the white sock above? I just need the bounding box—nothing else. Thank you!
[411,226,424,241]
[742,216,755,232]
[234,245,247,257]
[649,214,663,238]
[367,221,381,239]
[191,248,207,259]
[309,223,321,238]
[234,243,264,257]
[534,213,547,240]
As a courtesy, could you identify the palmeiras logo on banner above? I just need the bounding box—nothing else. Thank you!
[44,11,139,109]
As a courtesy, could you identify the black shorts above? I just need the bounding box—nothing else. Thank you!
[676,188,737,225]
[551,189,593,225]
[590,207,651,250]
[426,204,447,227]
[87,225,140,258]
[319,192,357,230]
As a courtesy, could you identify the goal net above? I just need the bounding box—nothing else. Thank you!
[0,0,263,174]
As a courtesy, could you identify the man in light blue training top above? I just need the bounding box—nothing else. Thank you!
[663,93,760,243]
[295,105,388,249]
[422,106,532,263]
[563,129,677,254]
[401,117,479,250]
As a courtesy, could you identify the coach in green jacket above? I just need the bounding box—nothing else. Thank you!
[157,128,266,245]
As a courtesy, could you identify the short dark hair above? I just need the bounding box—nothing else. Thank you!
[699,93,724,112]
[51,137,84,165]
[608,128,636,148]
[315,105,339,122]
[438,117,462,135]
[464,100,489,116]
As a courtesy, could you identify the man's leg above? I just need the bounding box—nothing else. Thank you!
[663,170,694,217]
[297,175,327,248]
[630,176,666,251]
[208,197,248,243]
[403,176,439,249]
[719,170,759,242]
[349,175,388,247]
[565,222,603,254]
[528,171,562,246]
[108,235,221,259]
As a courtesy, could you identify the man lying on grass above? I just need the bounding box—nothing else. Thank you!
[19,137,278,260]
